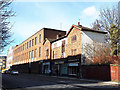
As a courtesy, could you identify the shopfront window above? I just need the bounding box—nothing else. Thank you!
[68,66,78,76]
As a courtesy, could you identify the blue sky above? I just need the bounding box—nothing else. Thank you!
[2,1,118,55]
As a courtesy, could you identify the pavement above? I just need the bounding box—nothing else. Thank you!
[38,74,120,89]
[43,74,120,85]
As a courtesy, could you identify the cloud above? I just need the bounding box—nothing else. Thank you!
[83,6,98,17]
[79,6,99,28]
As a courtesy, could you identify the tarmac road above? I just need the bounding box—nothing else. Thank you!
[2,73,119,90]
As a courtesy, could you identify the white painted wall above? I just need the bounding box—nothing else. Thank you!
[52,37,67,49]
[81,31,106,64]
[81,31,106,45]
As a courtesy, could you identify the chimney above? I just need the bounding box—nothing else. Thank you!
[57,35,59,39]
[78,19,80,25]
[56,33,61,39]
[78,21,80,25]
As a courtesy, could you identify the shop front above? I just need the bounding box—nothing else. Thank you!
[68,63,79,76]
[67,55,81,77]
[42,61,50,74]
[51,58,67,76]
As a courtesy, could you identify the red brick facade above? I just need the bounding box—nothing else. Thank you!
[13,28,66,65]
[110,64,120,82]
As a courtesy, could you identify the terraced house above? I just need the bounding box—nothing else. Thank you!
[12,24,107,77]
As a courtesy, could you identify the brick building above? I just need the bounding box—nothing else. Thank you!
[50,25,107,76]
[12,24,107,77]
[13,28,66,65]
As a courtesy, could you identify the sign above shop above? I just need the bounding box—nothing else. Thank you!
[55,61,64,64]
[43,62,50,65]
[68,59,79,62]
[69,63,78,66]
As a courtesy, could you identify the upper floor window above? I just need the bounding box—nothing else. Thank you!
[23,44,24,50]
[35,37,37,45]
[71,49,76,55]
[27,42,29,49]
[46,49,49,56]
[62,40,65,47]
[39,47,41,57]
[25,43,26,50]
[62,40,65,53]
[32,39,34,46]
[29,40,31,47]
[53,51,54,59]
[29,51,31,59]
[53,51,57,59]
[27,52,28,59]
[39,34,41,43]
[21,46,23,51]
[71,35,77,42]
[25,53,26,60]
[32,50,34,58]
[35,49,37,58]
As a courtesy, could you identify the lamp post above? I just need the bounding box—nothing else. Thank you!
[28,61,31,74]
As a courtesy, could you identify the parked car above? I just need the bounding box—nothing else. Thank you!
[4,70,10,74]
[11,70,19,75]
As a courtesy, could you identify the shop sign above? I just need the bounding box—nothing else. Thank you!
[68,59,79,62]
[69,63,78,66]
[40,60,43,62]
[55,61,64,64]
[43,62,50,65]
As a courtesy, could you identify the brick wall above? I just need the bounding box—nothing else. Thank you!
[13,28,66,65]
[66,27,82,57]
[43,39,51,60]
[81,65,111,81]
[110,64,120,82]
[51,26,82,60]
[12,63,29,73]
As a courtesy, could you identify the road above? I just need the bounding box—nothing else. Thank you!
[2,73,119,90]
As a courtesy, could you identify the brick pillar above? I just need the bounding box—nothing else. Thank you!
[110,64,120,82]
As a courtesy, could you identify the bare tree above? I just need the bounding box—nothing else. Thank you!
[92,6,118,33]
[91,6,119,55]
[82,42,118,65]
[0,0,15,52]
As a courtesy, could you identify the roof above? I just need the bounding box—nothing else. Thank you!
[66,25,107,36]
[43,38,57,45]
[15,27,66,48]
[81,26,107,34]
[51,35,67,43]
[51,24,107,43]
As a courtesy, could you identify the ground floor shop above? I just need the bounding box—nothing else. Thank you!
[48,55,81,77]
[67,56,81,77]
[51,58,68,76]
[42,60,51,74]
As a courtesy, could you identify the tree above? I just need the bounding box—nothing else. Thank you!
[83,42,118,65]
[91,6,119,55]
[0,0,15,52]
[110,25,119,55]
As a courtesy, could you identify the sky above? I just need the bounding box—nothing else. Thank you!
[2,0,119,55]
